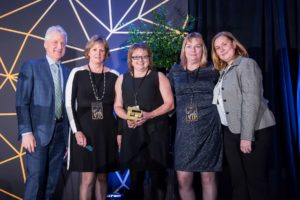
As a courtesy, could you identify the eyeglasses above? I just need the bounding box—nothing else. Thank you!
[131,55,150,61]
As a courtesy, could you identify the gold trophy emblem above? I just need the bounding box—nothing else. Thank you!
[185,105,198,122]
[127,106,142,121]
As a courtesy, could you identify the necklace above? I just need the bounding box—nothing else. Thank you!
[185,66,200,123]
[88,64,106,101]
[88,65,106,120]
[132,68,149,105]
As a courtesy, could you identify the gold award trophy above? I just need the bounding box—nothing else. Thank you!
[127,106,142,121]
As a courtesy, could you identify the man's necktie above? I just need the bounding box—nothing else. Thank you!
[52,63,62,119]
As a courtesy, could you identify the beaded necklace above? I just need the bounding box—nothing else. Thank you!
[87,64,106,101]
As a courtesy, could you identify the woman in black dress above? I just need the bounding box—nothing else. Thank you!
[114,42,174,200]
[65,35,119,200]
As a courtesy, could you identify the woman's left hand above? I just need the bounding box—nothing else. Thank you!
[135,111,152,127]
[240,140,252,154]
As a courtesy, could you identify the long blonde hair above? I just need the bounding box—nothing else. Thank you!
[211,31,248,70]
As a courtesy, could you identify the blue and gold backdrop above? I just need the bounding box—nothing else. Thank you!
[0,1,187,199]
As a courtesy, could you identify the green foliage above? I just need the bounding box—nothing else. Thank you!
[127,7,195,70]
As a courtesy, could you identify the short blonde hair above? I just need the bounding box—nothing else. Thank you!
[84,35,110,59]
[180,32,208,68]
[127,43,153,72]
[211,31,248,70]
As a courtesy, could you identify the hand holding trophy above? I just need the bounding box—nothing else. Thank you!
[127,106,142,120]
[126,106,143,128]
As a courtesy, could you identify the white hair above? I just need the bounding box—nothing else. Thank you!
[44,25,68,43]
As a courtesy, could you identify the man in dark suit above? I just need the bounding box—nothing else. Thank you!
[16,25,70,200]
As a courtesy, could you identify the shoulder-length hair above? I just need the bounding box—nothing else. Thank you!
[180,32,208,68]
[127,42,153,72]
[84,35,110,59]
[211,31,248,70]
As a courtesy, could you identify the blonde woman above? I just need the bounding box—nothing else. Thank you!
[168,32,223,200]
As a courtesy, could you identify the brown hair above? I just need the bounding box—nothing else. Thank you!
[84,35,110,59]
[127,42,153,72]
[180,32,208,68]
[211,31,248,70]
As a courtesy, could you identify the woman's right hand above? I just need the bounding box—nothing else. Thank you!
[75,131,87,147]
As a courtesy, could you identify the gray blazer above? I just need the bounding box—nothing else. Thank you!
[220,56,275,141]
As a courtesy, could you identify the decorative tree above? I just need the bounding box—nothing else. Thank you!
[127,7,195,71]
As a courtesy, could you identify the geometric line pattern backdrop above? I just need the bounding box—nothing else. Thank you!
[0,1,187,199]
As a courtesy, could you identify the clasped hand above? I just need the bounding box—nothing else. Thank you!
[127,111,152,129]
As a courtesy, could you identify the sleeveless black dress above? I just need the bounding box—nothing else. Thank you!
[120,70,169,171]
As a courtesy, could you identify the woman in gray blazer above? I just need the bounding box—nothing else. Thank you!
[211,31,276,200]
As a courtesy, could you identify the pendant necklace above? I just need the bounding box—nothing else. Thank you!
[88,64,106,120]
[132,68,149,106]
[185,66,200,122]
[126,69,149,121]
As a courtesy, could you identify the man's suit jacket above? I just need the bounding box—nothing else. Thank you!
[16,57,70,146]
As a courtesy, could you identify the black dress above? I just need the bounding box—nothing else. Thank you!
[120,70,169,171]
[66,66,119,173]
[168,64,223,172]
